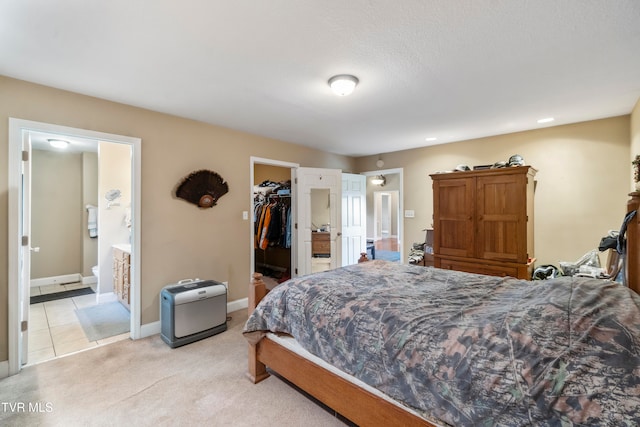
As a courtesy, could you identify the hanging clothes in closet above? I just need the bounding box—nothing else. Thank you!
[254,195,291,250]
[253,180,292,250]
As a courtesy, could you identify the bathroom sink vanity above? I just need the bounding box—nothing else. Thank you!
[113,244,131,310]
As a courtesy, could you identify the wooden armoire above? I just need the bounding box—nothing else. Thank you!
[430,166,536,279]
[627,192,640,293]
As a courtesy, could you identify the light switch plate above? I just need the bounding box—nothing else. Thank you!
[404,210,415,218]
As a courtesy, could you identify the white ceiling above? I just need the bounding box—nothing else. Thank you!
[29,131,97,153]
[2,1,639,157]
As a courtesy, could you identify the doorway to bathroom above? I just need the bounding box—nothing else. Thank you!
[8,119,142,375]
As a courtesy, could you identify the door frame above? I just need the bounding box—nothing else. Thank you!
[8,118,142,376]
[374,190,399,239]
[362,168,404,262]
[249,157,299,281]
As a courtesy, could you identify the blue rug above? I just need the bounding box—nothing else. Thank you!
[75,302,130,342]
[374,250,401,262]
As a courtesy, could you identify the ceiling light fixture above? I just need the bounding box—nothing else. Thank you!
[371,175,386,186]
[425,137,437,142]
[376,156,384,168]
[328,74,359,96]
[537,117,555,124]
[48,139,70,149]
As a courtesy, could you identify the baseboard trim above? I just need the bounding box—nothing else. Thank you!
[138,297,249,340]
[0,360,8,379]
[30,273,82,288]
[82,276,97,286]
[228,297,248,313]
[140,321,161,338]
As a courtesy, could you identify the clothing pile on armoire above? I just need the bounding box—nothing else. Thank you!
[254,180,292,283]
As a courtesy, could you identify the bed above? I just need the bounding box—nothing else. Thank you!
[243,203,640,426]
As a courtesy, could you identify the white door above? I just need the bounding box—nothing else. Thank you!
[341,173,366,266]
[19,131,33,366]
[295,167,341,276]
[381,193,391,237]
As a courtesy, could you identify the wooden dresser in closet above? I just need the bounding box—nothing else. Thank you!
[312,231,331,257]
[430,166,536,279]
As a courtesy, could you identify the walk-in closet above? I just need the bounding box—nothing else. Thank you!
[253,164,292,287]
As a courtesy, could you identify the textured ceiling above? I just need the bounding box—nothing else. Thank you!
[2,1,639,156]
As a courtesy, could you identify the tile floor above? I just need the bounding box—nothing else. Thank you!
[27,282,130,366]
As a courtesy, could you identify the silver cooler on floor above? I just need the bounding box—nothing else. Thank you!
[160,279,227,348]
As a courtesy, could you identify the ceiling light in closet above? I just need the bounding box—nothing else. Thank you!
[537,117,555,124]
[48,139,69,149]
[425,137,437,142]
[328,74,359,96]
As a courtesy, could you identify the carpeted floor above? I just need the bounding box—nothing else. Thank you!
[0,310,348,427]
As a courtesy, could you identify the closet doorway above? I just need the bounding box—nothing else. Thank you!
[250,157,298,290]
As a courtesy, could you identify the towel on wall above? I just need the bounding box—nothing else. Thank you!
[87,205,98,238]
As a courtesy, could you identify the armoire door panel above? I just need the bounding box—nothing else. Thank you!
[477,173,527,262]
[479,221,520,261]
[433,177,474,258]
[439,220,473,257]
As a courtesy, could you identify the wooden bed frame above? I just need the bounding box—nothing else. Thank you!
[247,192,640,426]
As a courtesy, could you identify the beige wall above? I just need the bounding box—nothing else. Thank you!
[311,189,331,228]
[1,74,637,365]
[0,75,354,362]
[254,164,292,186]
[81,152,98,277]
[355,116,632,268]
[31,149,99,280]
[31,150,83,279]
[98,142,132,295]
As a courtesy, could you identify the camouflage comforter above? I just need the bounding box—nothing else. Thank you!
[243,260,640,426]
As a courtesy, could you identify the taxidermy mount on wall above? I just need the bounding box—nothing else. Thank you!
[175,169,229,208]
